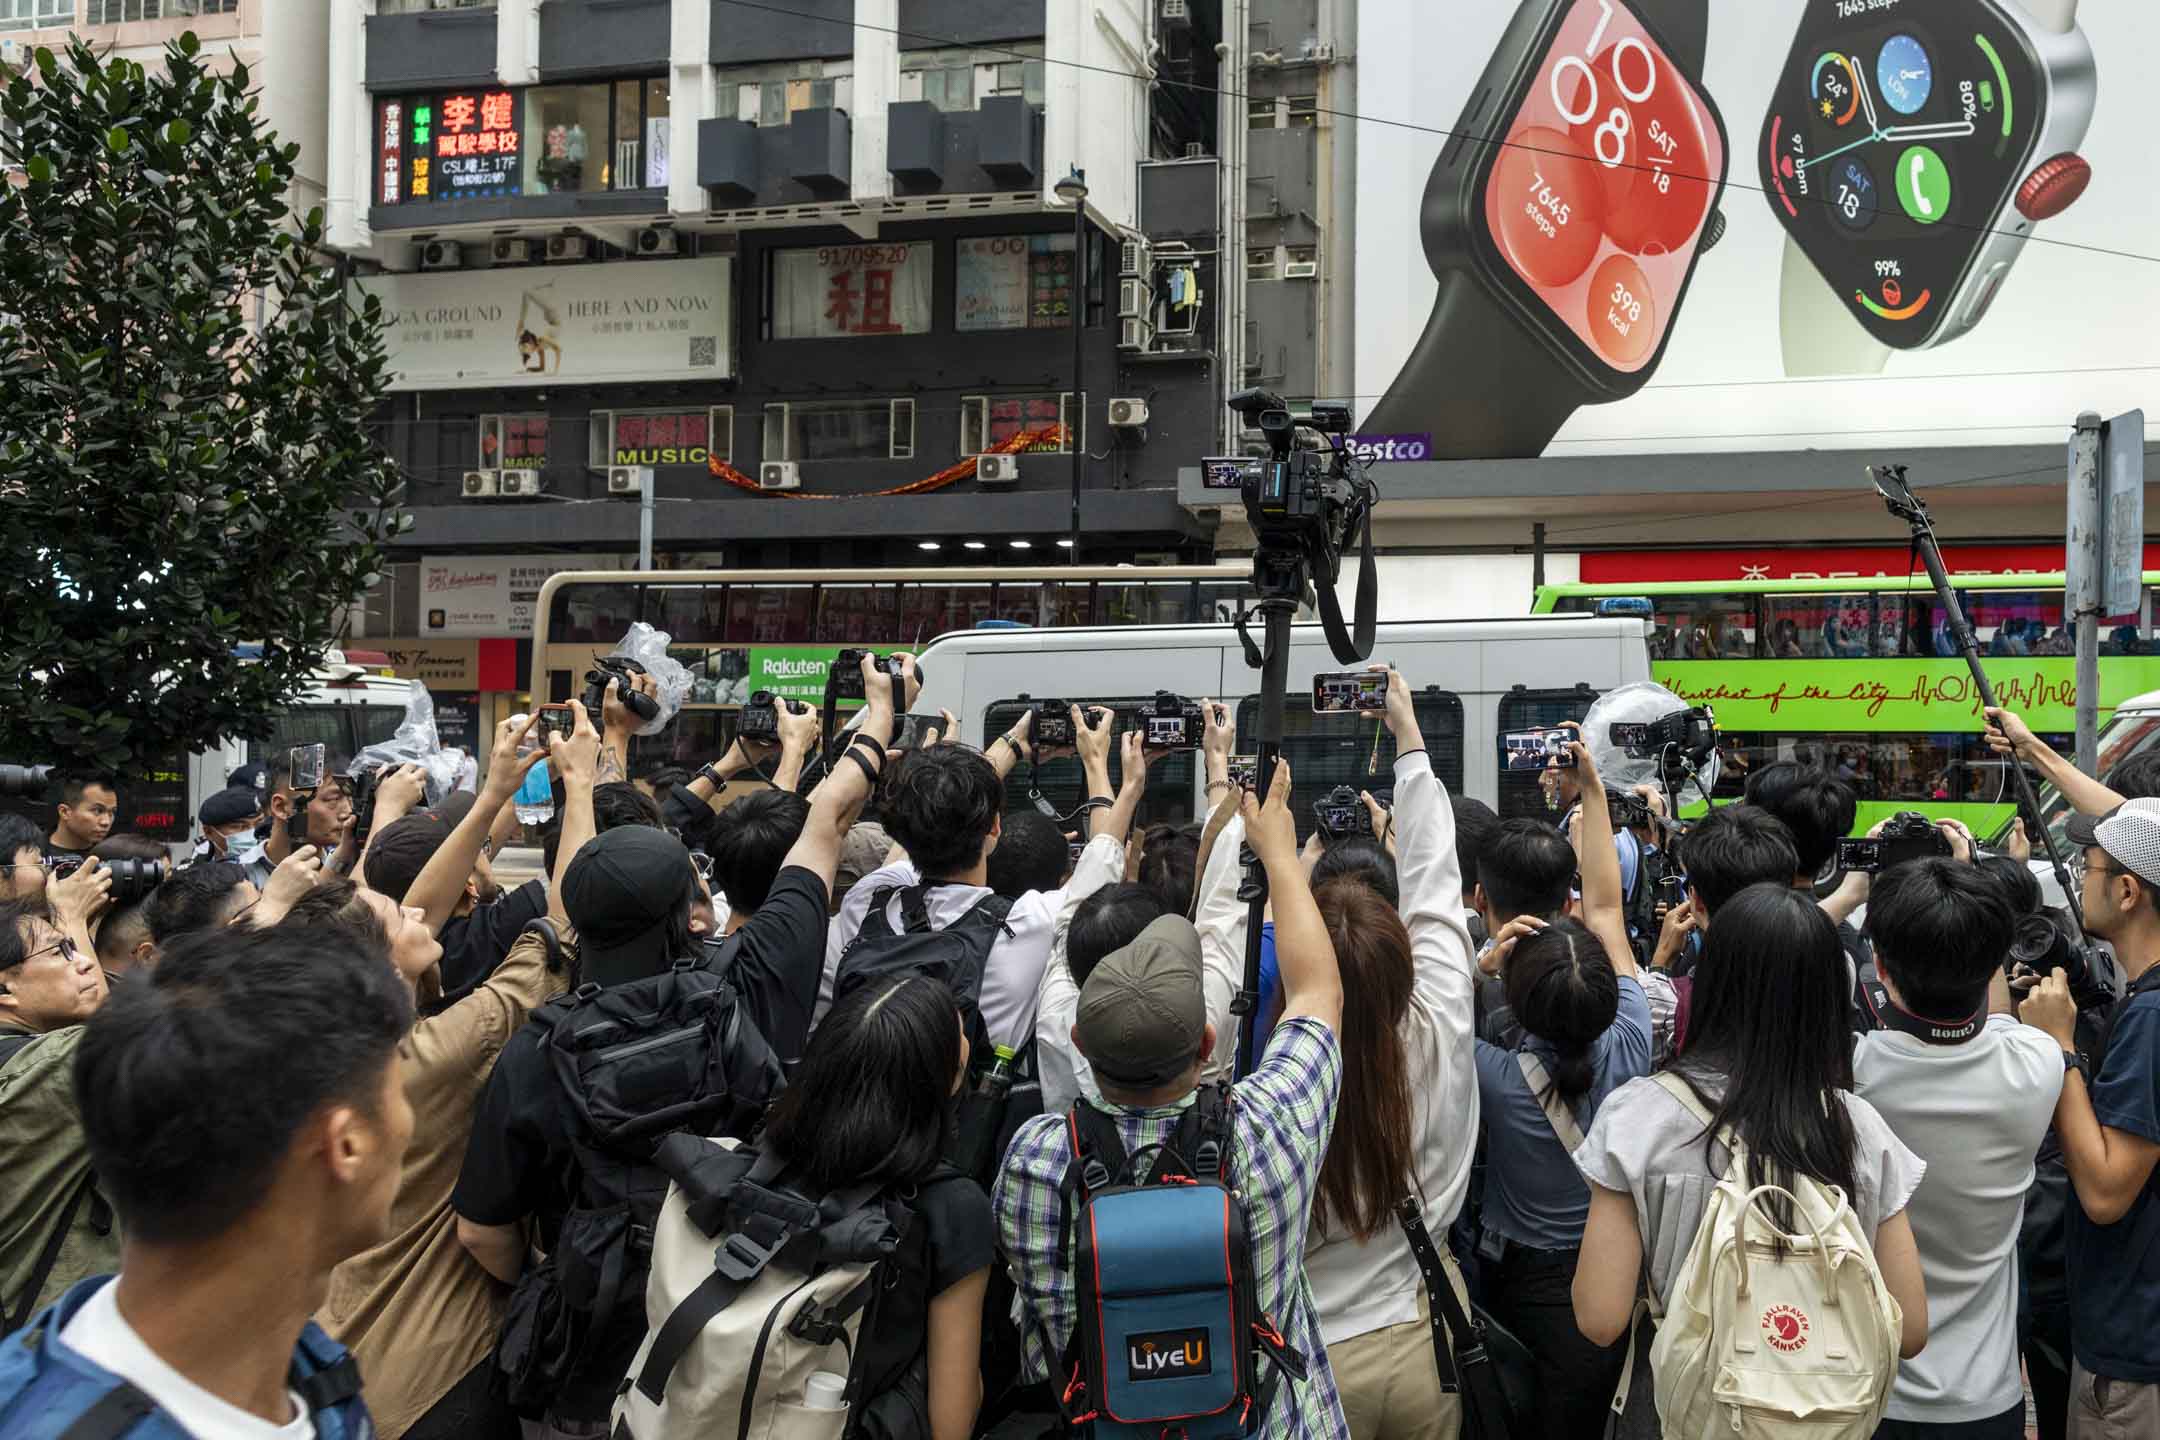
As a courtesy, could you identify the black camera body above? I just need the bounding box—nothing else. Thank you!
[738,690,808,745]
[2008,908,2120,1009]
[1229,390,1362,577]
[50,855,168,904]
[0,764,54,802]
[1607,787,1653,832]
[1835,811,1953,875]
[583,656,661,724]
[1139,691,1212,751]
[347,762,387,848]
[1314,785,1374,841]
[1608,706,1719,765]
[829,649,911,703]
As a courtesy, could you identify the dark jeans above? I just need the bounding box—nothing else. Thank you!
[404,1356,522,1440]
[1483,1242,1628,1438]
[1874,1403,2025,1439]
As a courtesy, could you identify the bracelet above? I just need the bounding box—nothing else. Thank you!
[1393,748,1428,764]
[995,733,1023,755]
[1205,779,1233,795]
[698,763,728,789]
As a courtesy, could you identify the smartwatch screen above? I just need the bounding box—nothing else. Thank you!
[1481,0,1726,377]
[1760,1,2043,347]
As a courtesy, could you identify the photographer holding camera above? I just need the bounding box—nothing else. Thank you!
[662,689,821,854]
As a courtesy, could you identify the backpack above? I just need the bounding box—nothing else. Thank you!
[613,1132,939,1440]
[0,1277,372,1440]
[834,883,1013,1057]
[1047,1086,1307,1440]
[493,958,784,1420]
[1643,1072,1901,1440]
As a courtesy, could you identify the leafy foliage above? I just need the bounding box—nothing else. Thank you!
[0,34,402,776]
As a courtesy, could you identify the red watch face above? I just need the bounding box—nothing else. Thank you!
[1482,0,1727,375]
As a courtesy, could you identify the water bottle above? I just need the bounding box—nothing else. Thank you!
[514,755,555,828]
[956,1044,1018,1179]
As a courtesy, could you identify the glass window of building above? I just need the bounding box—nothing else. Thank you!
[955,234,1076,332]
[768,242,933,339]
[523,79,665,194]
[81,0,239,21]
[960,394,1077,456]
[762,400,915,463]
[375,0,490,11]
[724,60,855,127]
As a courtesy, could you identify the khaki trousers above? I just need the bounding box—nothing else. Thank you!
[2069,1362,2160,1440]
[1326,1253,1471,1440]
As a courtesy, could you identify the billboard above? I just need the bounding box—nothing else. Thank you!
[355,257,732,391]
[1355,0,2156,458]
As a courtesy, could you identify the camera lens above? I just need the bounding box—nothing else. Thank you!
[0,764,54,801]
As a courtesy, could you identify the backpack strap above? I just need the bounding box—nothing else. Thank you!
[52,1380,155,1440]
[631,1180,804,1405]
[1515,1052,1586,1152]
[897,884,938,935]
[4,1172,107,1335]
[1055,1102,1131,1276]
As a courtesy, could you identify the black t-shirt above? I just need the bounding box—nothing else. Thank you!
[663,785,718,854]
[855,1171,995,1403]
[433,878,548,1013]
[697,865,830,1067]
[41,840,89,867]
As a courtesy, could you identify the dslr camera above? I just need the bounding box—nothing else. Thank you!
[583,656,661,725]
[1313,785,1375,841]
[1835,811,1953,874]
[347,762,388,848]
[50,855,168,904]
[1139,692,1213,751]
[829,649,914,703]
[1608,706,1719,765]
[1606,786,1653,831]
[738,690,809,745]
[2008,908,2119,1009]
[1016,697,1105,750]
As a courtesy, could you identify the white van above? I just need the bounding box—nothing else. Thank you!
[910,615,1653,832]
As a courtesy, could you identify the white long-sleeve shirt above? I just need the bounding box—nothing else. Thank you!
[1302,750,1482,1347]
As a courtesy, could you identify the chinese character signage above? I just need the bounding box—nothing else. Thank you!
[378,101,402,207]
[420,555,609,638]
[956,235,1075,332]
[379,89,521,203]
[613,410,716,467]
[770,243,932,339]
[480,414,550,471]
[354,257,734,390]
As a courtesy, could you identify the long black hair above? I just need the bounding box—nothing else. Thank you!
[762,973,963,1191]
[1674,882,1859,1206]
[1504,917,1618,1103]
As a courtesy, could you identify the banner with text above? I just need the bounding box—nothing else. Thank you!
[1656,658,2160,734]
[421,554,604,638]
[748,645,847,706]
[356,257,733,391]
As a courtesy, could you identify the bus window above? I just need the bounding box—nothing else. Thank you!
[725,584,815,644]
[980,698,1198,831]
[1099,581,1195,626]
[356,704,411,752]
[1645,595,1756,660]
[1713,730,2070,812]
[652,584,725,643]
[1494,686,1599,820]
[631,712,731,781]
[249,706,356,767]
[898,583,995,645]
[1235,689,1464,845]
[1764,593,1884,659]
[1196,580,1254,625]
[816,584,899,644]
[994,581,1090,628]
[555,583,640,644]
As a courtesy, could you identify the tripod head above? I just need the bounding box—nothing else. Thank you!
[1869,463,1929,527]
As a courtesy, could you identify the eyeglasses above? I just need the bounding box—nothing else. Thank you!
[2071,856,2131,885]
[26,935,83,966]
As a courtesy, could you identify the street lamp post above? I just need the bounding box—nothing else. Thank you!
[1053,166,1088,565]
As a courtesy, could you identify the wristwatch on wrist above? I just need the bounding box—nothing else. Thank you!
[1362,0,1727,458]
[698,762,728,790]
[1763,0,2094,375]
[2064,1048,2091,1084]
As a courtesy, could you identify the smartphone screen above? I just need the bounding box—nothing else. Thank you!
[1500,730,1571,772]
[289,743,327,792]
[1312,671,1389,713]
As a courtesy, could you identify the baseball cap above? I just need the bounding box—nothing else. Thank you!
[198,787,261,829]
[430,789,477,828]
[1075,914,1208,1087]
[562,826,696,989]
[2072,798,2160,888]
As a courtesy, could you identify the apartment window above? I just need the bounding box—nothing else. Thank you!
[587,408,731,468]
[897,64,972,112]
[84,0,242,20]
[478,414,550,471]
[955,234,1076,332]
[961,394,1081,456]
[768,242,933,339]
[727,61,855,128]
[981,57,1045,104]
[1246,97,1277,129]
[1247,247,1277,281]
[1287,94,1319,126]
[2,0,72,28]
[525,78,668,194]
[761,400,916,463]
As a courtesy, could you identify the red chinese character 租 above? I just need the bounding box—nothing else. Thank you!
[442,94,478,132]
[858,268,901,334]
[480,91,514,132]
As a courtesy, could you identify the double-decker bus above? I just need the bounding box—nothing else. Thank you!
[1534,572,2160,834]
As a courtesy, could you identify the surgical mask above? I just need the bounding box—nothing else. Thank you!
[224,827,263,866]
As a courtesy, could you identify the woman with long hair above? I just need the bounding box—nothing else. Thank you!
[1572,883,1929,1395]
[761,973,991,1440]
[1301,668,1483,1440]
[1470,732,1650,1435]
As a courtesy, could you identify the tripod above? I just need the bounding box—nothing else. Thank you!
[1230,549,1307,1077]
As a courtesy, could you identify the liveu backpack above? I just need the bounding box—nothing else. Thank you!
[612,1132,934,1440]
[493,958,784,1419]
[1643,1072,1902,1440]
[1048,1085,1306,1440]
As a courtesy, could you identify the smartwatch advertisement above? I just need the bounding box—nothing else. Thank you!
[1357,0,2118,460]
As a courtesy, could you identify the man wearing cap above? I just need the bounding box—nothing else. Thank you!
[2023,797,2160,1436]
[994,761,1350,1440]
[191,786,263,864]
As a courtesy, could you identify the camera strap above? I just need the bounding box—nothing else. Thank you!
[1857,975,1983,1045]
[1311,504,1378,666]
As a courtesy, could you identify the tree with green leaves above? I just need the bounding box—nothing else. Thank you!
[0,33,403,779]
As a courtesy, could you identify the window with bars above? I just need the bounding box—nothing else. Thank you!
[1286,94,1319,125]
[83,0,241,21]
[2,0,73,29]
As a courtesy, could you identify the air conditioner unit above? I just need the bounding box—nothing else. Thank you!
[636,227,678,257]
[461,469,501,498]
[1284,260,1319,279]
[490,238,532,264]
[1118,317,1153,351]
[759,461,802,491]
[498,470,543,497]
[1117,278,1152,319]
[420,240,462,270]
[545,235,589,262]
[975,454,1021,485]
[1107,398,1150,428]
[1118,237,1152,278]
[607,466,650,495]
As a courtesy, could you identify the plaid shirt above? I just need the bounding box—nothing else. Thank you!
[992,1016,1348,1440]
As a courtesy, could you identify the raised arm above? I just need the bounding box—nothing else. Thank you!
[779,652,922,889]
[1565,730,1637,979]
[1376,666,1479,1011]
[1987,707,2124,817]
[404,714,547,934]
[1246,759,1341,1033]
[546,702,600,928]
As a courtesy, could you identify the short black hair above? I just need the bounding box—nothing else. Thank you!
[987,811,1071,900]
[1977,854,2043,918]
[363,813,449,903]
[1866,858,2015,1016]
[74,923,412,1246]
[144,861,252,944]
[1680,806,1800,917]
[58,774,117,808]
[1069,884,1165,988]
[707,789,809,912]
[1311,837,1400,908]
[0,813,43,868]
[91,838,167,969]
[2108,751,2160,801]
[1743,763,1857,880]
[1451,797,1499,895]
[593,781,664,834]
[880,746,1003,879]
[0,899,33,973]
[1479,820,1576,922]
[1137,824,1202,917]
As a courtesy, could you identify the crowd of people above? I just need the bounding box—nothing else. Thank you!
[1,652,2158,1440]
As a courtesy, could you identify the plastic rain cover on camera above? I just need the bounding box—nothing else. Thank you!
[1582,681,1721,808]
[605,622,693,737]
[351,681,468,807]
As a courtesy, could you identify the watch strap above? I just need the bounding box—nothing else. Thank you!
[1361,268,1598,457]
[1779,234,1892,379]
[1628,0,1708,78]
[2021,0,2078,35]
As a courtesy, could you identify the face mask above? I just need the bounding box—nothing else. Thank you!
[224,827,263,866]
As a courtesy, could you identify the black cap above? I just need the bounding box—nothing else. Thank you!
[227,762,269,794]
[562,827,695,988]
[199,787,261,828]
[2066,807,2118,849]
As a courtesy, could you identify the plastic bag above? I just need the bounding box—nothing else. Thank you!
[1581,680,1721,808]
[602,621,692,737]
[351,680,469,807]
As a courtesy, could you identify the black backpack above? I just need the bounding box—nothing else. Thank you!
[492,957,785,1420]
[834,883,1013,1052]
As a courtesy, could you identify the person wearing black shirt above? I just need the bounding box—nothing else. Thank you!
[661,698,820,852]
[45,775,116,863]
